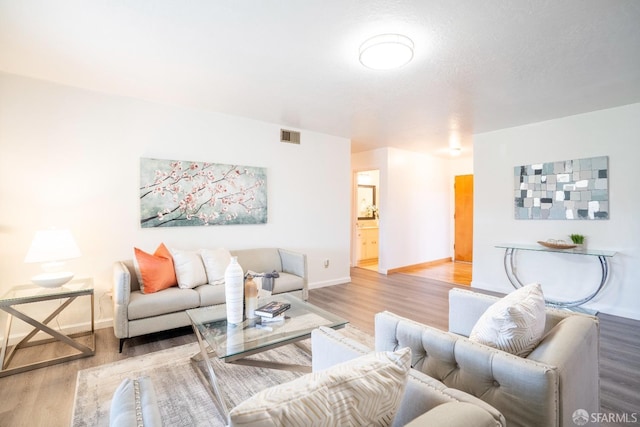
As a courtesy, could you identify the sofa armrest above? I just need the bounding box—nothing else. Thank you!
[278,248,308,300]
[448,288,498,337]
[527,314,600,426]
[112,261,132,339]
[310,326,370,372]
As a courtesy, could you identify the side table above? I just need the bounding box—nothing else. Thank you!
[495,243,616,309]
[0,278,95,377]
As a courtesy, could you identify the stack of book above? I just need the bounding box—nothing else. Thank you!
[255,300,290,322]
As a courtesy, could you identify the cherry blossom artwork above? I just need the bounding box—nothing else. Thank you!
[140,158,267,227]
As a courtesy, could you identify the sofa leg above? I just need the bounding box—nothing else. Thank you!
[119,338,125,353]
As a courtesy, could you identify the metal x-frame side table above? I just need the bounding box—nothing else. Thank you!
[0,278,95,377]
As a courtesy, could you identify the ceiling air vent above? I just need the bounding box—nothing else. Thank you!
[280,129,301,144]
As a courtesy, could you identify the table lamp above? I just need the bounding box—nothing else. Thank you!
[24,229,81,288]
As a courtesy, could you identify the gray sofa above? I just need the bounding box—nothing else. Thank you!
[311,325,506,427]
[112,248,308,352]
[375,288,600,427]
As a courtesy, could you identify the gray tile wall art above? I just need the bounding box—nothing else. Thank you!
[514,156,609,220]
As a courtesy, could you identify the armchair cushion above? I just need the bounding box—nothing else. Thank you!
[469,283,546,357]
[228,347,411,427]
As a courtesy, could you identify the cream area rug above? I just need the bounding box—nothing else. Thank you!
[71,325,373,427]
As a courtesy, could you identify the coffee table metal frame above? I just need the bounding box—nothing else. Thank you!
[0,278,95,377]
[186,293,347,418]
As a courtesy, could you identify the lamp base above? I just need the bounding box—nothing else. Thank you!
[31,271,74,288]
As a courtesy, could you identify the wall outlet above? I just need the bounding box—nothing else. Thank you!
[323,259,330,268]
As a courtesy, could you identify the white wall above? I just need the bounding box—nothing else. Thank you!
[0,72,352,333]
[473,103,640,320]
[352,147,451,273]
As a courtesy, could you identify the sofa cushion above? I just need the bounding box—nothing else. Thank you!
[200,248,231,285]
[469,283,546,357]
[228,347,411,427]
[169,248,208,289]
[128,287,200,320]
[271,272,304,294]
[109,376,162,427]
[404,402,500,427]
[196,283,226,306]
[133,243,177,294]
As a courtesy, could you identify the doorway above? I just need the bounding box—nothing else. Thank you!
[454,174,473,262]
[354,170,380,271]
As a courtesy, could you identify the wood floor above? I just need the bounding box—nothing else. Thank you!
[0,267,638,426]
[392,260,473,285]
[356,259,473,286]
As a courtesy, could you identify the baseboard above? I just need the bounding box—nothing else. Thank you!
[309,276,351,289]
[387,257,452,274]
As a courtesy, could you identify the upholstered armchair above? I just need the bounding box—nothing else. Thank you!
[375,288,600,427]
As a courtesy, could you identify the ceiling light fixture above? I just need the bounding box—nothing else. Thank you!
[359,34,414,70]
[449,131,462,156]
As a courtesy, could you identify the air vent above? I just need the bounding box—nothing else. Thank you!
[280,129,301,144]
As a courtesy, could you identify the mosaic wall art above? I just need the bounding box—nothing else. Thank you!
[140,158,267,228]
[514,156,609,220]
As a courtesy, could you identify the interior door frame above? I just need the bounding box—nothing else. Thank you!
[351,169,380,269]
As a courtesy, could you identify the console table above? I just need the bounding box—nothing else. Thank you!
[0,278,95,377]
[495,243,616,308]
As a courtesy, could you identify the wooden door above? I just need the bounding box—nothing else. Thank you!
[454,175,473,262]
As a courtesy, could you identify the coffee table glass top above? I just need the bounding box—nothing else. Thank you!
[186,293,347,360]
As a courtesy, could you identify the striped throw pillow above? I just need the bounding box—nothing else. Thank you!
[469,283,546,357]
[228,347,411,426]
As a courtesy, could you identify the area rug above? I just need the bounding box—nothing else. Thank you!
[71,325,373,426]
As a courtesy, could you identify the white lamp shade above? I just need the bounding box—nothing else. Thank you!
[24,229,81,263]
[359,34,414,70]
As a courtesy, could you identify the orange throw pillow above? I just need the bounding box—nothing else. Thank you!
[134,243,178,294]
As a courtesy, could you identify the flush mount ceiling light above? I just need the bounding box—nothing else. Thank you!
[359,34,414,70]
[449,131,462,156]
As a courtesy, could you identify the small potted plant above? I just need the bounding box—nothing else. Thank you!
[569,234,586,250]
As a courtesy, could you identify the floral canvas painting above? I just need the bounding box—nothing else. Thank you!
[140,158,267,228]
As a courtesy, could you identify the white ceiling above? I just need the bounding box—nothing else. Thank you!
[1,1,639,157]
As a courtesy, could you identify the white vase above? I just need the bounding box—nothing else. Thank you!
[224,256,244,324]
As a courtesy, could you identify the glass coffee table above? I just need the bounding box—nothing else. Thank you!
[186,293,347,417]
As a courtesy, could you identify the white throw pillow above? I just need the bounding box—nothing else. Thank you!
[200,248,231,285]
[228,347,411,427]
[169,248,208,289]
[469,283,546,357]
